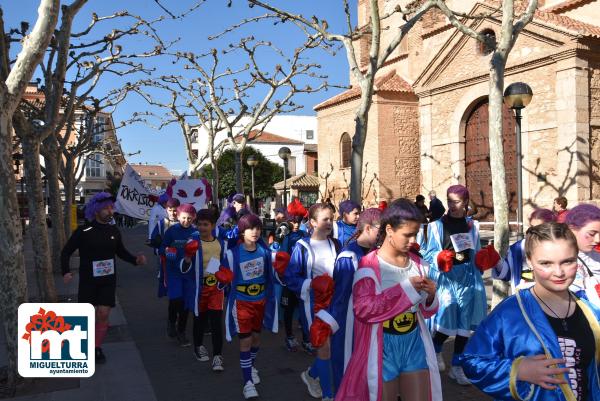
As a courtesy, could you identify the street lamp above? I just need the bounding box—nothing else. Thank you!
[247,154,259,210]
[504,82,533,240]
[278,147,292,209]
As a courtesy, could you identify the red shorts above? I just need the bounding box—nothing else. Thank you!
[199,275,224,312]
[234,299,266,334]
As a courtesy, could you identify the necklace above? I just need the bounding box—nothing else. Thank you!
[532,287,572,331]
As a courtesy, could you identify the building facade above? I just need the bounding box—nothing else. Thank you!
[316,0,600,221]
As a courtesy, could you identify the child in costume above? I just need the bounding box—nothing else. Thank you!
[493,208,555,293]
[334,200,360,247]
[150,198,180,298]
[183,209,226,371]
[214,214,279,400]
[424,184,497,385]
[335,198,441,401]
[159,203,200,347]
[216,193,250,253]
[311,208,382,392]
[566,204,600,306]
[461,222,600,401]
[285,203,340,400]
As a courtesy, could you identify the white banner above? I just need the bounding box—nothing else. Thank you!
[114,165,162,220]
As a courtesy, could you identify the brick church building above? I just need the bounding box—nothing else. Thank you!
[315,0,600,221]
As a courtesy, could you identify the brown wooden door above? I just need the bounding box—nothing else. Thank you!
[464,99,517,222]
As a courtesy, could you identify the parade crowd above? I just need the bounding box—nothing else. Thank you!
[60,187,600,401]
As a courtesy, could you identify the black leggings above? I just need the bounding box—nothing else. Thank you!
[433,332,468,355]
[168,298,189,333]
[193,310,223,356]
[281,287,307,341]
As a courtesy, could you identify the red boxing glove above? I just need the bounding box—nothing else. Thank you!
[273,251,291,276]
[215,266,233,285]
[310,317,332,348]
[311,274,334,312]
[594,243,600,253]
[475,244,501,272]
[184,239,199,258]
[437,250,455,273]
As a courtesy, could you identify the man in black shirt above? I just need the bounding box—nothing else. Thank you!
[428,190,446,221]
[61,192,146,363]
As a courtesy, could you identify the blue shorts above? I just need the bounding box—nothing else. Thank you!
[382,327,427,381]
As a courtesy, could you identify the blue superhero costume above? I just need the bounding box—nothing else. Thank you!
[158,223,199,311]
[221,241,279,341]
[460,288,600,401]
[493,239,535,293]
[424,217,487,336]
[333,220,356,247]
[150,218,176,297]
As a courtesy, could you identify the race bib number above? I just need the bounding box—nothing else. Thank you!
[93,259,115,277]
[206,257,220,275]
[450,233,474,253]
[239,257,264,281]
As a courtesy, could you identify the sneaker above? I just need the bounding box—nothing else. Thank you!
[95,347,106,364]
[285,336,299,352]
[212,355,224,372]
[251,366,260,384]
[322,398,334,401]
[448,365,470,386]
[167,322,177,338]
[302,341,316,356]
[243,380,259,399]
[436,352,446,372]
[194,345,209,362]
[177,332,191,347]
[301,368,322,398]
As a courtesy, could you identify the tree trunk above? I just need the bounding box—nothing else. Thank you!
[42,135,65,273]
[350,96,371,203]
[234,149,243,194]
[63,157,76,238]
[22,135,58,302]
[488,57,511,307]
[211,157,219,205]
[0,113,28,394]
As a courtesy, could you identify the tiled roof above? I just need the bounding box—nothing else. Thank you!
[274,173,320,190]
[314,70,414,111]
[534,5,600,38]
[234,130,304,145]
[130,164,173,180]
[543,0,594,14]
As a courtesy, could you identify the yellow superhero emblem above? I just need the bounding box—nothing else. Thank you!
[383,312,417,334]
[247,283,262,296]
[205,274,217,286]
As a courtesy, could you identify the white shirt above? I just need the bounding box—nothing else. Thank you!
[378,256,426,311]
[571,250,600,292]
[148,204,167,239]
[310,238,336,277]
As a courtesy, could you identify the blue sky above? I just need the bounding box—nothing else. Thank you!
[4,0,355,174]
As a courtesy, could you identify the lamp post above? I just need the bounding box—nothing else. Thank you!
[278,147,291,209]
[247,154,259,211]
[504,82,533,240]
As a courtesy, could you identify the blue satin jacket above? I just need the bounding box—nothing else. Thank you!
[460,288,600,401]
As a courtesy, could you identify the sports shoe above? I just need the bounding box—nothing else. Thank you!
[251,366,260,384]
[167,322,177,338]
[243,380,259,399]
[95,347,106,364]
[177,332,191,347]
[448,365,470,386]
[302,341,316,356]
[322,398,334,401]
[194,345,209,362]
[436,352,446,371]
[212,355,224,372]
[301,368,322,398]
[285,336,299,352]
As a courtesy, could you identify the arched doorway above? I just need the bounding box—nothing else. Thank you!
[464,99,517,222]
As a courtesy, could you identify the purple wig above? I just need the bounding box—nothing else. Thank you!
[84,192,115,221]
[177,203,197,218]
[339,200,360,217]
[357,208,382,231]
[238,213,262,233]
[565,203,600,229]
[158,193,169,204]
[166,198,181,209]
[232,193,246,204]
[216,206,237,227]
[447,184,469,202]
[529,208,555,224]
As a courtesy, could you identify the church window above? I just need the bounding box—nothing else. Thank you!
[340,133,351,169]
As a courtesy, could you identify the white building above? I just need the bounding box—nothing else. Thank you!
[190,114,317,175]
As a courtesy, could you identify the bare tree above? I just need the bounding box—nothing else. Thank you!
[247,0,440,204]
[436,0,538,305]
[0,0,60,392]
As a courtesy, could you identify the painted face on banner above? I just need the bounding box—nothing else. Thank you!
[166,178,211,210]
